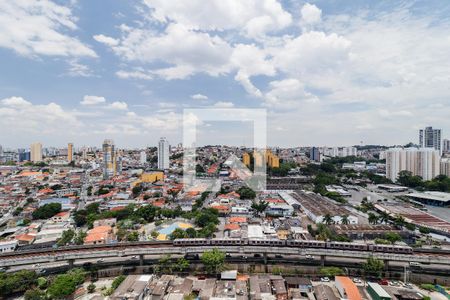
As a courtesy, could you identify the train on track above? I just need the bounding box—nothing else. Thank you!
[1,238,414,258]
[173,238,414,254]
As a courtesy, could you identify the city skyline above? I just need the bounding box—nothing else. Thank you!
[1,1,450,147]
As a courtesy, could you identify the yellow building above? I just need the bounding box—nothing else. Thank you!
[268,153,280,168]
[141,172,164,183]
[242,152,250,167]
[67,143,73,162]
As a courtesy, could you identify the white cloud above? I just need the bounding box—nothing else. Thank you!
[0,1,96,58]
[264,79,318,108]
[191,94,208,100]
[110,101,128,110]
[93,34,119,46]
[0,96,80,139]
[116,69,152,80]
[213,101,235,108]
[67,60,94,77]
[300,3,322,25]
[142,0,292,36]
[81,95,106,106]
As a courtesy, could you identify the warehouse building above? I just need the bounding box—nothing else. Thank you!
[367,282,391,300]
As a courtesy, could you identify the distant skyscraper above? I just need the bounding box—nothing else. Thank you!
[30,142,43,162]
[140,150,147,164]
[419,126,441,154]
[67,143,74,162]
[0,145,3,156]
[102,139,116,179]
[242,152,250,167]
[158,137,170,170]
[18,149,30,162]
[443,139,450,154]
[386,148,440,182]
[310,147,321,162]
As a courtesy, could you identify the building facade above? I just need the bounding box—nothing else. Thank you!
[419,126,442,154]
[67,143,73,162]
[102,139,116,179]
[386,148,440,181]
[30,142,42,162]
[443,139,450,154]
[158,137,170,170]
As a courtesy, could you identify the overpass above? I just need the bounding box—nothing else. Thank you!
[1,244,449,269]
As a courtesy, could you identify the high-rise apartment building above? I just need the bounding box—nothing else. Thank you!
[102,139,116,179]
[157,137,170,170]
[310,147,321,162]
[67,143,73,162]
[419,126,442,154]
[242,152,250,167]
[30,142,43,162]
[386,148,440,182]
[140,150,147,165]
[0,145,3,156]
[443,139,450,154]
[441,158,450,177]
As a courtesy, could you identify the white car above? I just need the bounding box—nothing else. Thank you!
[321,277,330,282]
[353,278,362,284]
[305,255,313,260]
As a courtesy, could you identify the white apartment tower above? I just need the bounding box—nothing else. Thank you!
[30,142,43,162]
[441,158,450,177]
[386,148,440,182]
[140,150,147,165]
[419,126,442,154]
[158,137,170,170]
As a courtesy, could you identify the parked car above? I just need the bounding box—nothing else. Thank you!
[321,277,330,282]
[379,279,389,285]
[353,278,362,284]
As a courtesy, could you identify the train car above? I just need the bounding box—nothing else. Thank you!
[286,240,326,248]
[326,242,368,251]
[369,244,413,254]
[248,239,285,246]
[173,238,209,246]
[210,238,245,246]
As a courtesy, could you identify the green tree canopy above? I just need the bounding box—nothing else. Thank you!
[201,248,226,274]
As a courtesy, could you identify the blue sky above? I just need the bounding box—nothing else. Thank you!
[0,0,449,148]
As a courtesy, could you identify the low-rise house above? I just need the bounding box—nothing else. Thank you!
[0,240,18,252]
[84,225,113,245]
[111,275,153,300]
[52,211,71,223]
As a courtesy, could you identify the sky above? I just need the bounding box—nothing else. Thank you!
[0,0,449,149]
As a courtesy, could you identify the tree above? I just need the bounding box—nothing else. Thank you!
[32,203,61,219]
[419,226,431,234]
[237,186,256,199]
[132,185,143,197]
[157,255,173,274]
[251,201,268,216]
[74,210,88,227]
[24,289,45,300]
[47,268,85,299]
[175,257,190,272]
[323,214,334,225]
[169,228,188,240]
[57,229,75,246]
[341,215,349,225]
[319,267,345,277]
[87,283,96,293]
[363,257,384,278]
[111,275,126,290]
[0,270,37,297]
[378,211,390,224]
[384,232,402,244]
[201,248,225,274]
[74,231,87,245]
[394,215,406,228]
[127,231,139,242]
[368,213,379,225]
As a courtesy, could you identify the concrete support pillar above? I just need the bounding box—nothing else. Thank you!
[139,254,144,266]
[320,255,325,266]
[68,259,74,269]
[263,253,268,265]
[384,260,389,271]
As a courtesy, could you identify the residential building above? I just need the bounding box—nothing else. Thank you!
[310,147,321,162]
[140,150,147,164]
[102,139,116,179]
[419,126,442,154]
[367,282,391,300]
[335,276,362,300]
[441,158,450,176]
[67,143,73,162]
[386,148,440,181]
[0,240,18,253]
[158,137,170,170]
[30,142,42,162]
[242,152,250,167]
[111,275,153,300]
[443,139,450,154]
[18,149,30,162]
